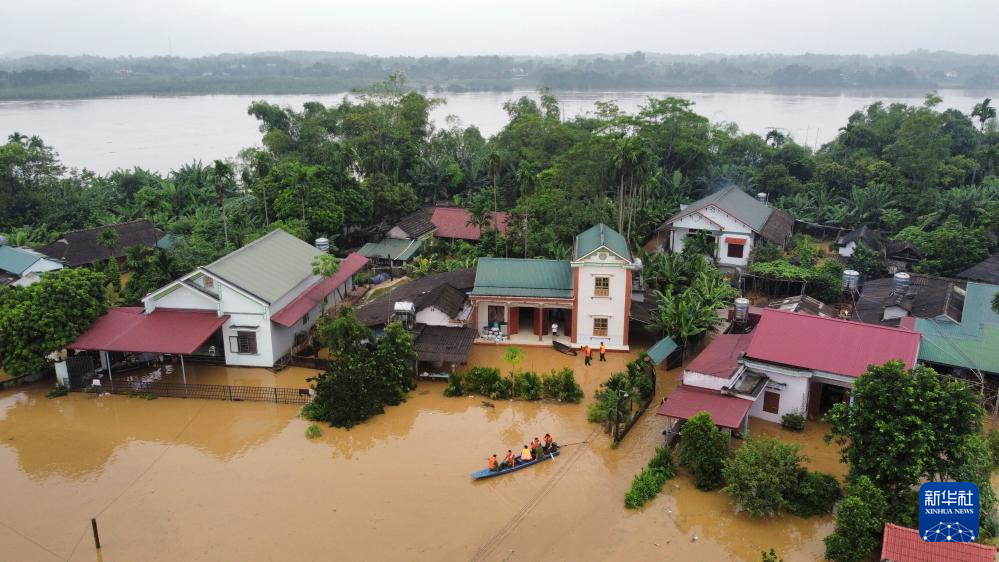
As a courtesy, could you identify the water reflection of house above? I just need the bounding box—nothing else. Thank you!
[69,229,369,373]
[658,308,920,435]
[649,186,794,270]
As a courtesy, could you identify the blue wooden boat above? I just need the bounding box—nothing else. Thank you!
[472,449,560,479]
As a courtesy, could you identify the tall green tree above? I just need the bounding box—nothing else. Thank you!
[823,476,887,562]
[678,411,728,490]
[0,268,109,376]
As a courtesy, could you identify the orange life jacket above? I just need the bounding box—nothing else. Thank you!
[584,347,592,357]
[488,456,497,470]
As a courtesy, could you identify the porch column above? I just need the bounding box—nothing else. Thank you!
[533,307,542,337]
[742,414,749,436]
[180,355,187,384]
[509,306,519,335]
[103,351,114,391]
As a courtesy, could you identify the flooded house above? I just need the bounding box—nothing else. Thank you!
[851,272,968,327]
[906,281,999,379]
[69,229,369,371]
[469,223,635,349]
[657,308,920,435]
[648,185,794,270]
[355,268,478,376]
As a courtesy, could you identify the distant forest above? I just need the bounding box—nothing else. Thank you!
[1,50,998,99]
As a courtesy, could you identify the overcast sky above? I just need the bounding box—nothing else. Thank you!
[4,0,998,58]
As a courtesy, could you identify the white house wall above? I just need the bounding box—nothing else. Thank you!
[668,207,755,268]
[416,306,454,327]
[747,368,811,424]
[682,370,731,391]
[838,241,857,258]
[146,284,218,313]
[24,258,62,276]
[573,251,630,349]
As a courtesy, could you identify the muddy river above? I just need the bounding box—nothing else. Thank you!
[0,343,844,561]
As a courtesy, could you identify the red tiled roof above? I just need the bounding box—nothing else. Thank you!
[685,333,754,379]
[70,307,228,355]
[745,309,920,378]
[271,253,369,328]
[656,385,752,430]
[881,523,996,562]
[430,207,509,240]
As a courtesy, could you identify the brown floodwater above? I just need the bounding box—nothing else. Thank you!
[0,342,843,561]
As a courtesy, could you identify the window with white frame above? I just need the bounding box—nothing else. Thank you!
[593,317,608,337]
[594,276,610,297]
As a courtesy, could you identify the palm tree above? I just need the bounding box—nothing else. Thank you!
[96,227,120,262]
[972,98,997,132]
[209,159,235,247]
[312,253,340,280]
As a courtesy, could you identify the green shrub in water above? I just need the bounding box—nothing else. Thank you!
[489,377,513,400]
[624,447,677,509]
[443,371,464,397]
[781,411,806,432]
[787,471,841,517]
[514,371,541,400]
[305,423,322,439]
[143,393,158,400]
[463,366,503,395]
[541,368,584,403]
[46,384,68,399]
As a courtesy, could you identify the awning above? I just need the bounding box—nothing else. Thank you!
[656,385,752,430]
[647,336,678,364]
[272,252,369,327]
[69,307,229,355]
[413,325,476,364]
[723,237,746,245]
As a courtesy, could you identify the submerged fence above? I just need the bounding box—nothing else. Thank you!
[69,379,312,405]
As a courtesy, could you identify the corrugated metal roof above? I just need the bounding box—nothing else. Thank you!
[39,219,164,266]
[959,253,999,284]
[647,336,678,364]
[271,253,369,327]
[358,238,422,261]
[0,245,45,275]
[659,185,774,233]
[203,229,321,304]
[573,223,632,261]
[746,309,920,378]
[355,268,476,327]
[470,258,572,299]
[69,307,229,355]
[916,282,999,373]
[881,523,995,562]
[413,325,476,364]
[656,385,751,430]
[431,207,509,240]
[686,333,754,378]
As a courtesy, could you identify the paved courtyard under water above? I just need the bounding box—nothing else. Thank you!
[0,342,847,561]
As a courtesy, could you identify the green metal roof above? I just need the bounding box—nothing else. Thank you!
[915,282,999,374]
[573,223,632,262]
[647,336,679,364]
[358,238,422,261]
[0,245,46,275]
[203,229,321,304]
[470,258,573,299]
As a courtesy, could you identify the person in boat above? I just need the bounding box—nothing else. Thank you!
[532,437,543,459]
[488,453,498,472]
[504,449,516,469]
[521,444,532,462]
[543,433,553,452]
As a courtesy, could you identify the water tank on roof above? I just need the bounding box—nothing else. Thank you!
[893,272,911,295]
[842,270,860,291]
[391,301,416,331]
[756,192,768,205]
[734,297,750,322]
[315,237,330,252]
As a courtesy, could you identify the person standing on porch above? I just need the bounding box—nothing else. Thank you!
[584,345,592,366]
[599,342,607,362]
[551,322,558,338]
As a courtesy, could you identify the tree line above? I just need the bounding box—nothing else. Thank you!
[2,50,998,99]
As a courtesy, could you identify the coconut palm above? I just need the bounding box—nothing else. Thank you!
[972,98,997,132]
[312,253,340,280]
[209,159,235,247]
[96,227,120,262]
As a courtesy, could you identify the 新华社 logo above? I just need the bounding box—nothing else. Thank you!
[919,482,980,543]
